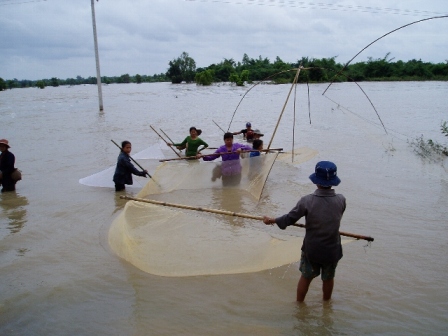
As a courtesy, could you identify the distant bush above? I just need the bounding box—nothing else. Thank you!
[409,121,448,161]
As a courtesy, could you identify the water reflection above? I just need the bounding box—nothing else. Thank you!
[0,192,29,234]
[113,191,127,214]
[293,301,335,334]
[211,161,243,187]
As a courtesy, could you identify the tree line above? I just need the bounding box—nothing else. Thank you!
[1,51,447,90]
[0,73,169,91]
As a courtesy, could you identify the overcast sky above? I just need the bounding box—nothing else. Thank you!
[1,0,447,80]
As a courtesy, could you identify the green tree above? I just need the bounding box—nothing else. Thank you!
[0,77,6,91]
[229,70,249,86]
[272,56,293,83]
[36,80,45,89]
[135,74,142,84]
[6,80,16,89]
[179,52,196,83]
[166,59,183,84]
[66,78,77,86]
[195,69,214,86]
[211,58,235,82]
[120,74,130,83]
[50,77,59,87]
[166,52,196,84]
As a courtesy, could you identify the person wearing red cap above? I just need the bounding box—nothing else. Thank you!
[0,139,18,192]
[262,161,345,302]
[232,122,255,142]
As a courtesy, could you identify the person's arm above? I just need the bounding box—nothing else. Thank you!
[201,146,224,161]
[197,139,209,153]
[171,137,188,147]
[232,129,244,135]
[235,143,252,153]
[119,154,146,176]
[242,144,253,151]
[263,197,307,230]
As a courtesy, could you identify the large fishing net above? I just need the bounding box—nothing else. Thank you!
[108,200,305,277]
[107,151,326,277]
[136,152,278,200]
[79,142,165,189]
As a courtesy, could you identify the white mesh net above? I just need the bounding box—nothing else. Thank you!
[107,151,328,277]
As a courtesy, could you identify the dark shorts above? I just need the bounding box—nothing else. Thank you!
[299,252,338,281]
[115,183,125,191]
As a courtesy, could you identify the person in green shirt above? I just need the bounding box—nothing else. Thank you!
[168,126,208,158]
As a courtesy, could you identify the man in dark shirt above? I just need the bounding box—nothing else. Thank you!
[232,122,255,142]
[263,161,345,302]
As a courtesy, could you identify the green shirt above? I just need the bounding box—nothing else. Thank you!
[174,136,208,157]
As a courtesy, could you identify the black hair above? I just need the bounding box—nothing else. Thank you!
[223,132,234,140]
[252,139,263,150]
[121,140,131,148]
[189,126,202,136]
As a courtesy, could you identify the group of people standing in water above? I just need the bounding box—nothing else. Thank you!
[113,123,264,191]
[112,124,345,303]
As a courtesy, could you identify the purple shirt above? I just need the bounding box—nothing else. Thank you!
[203,143,252,162]
[203,143,252,176]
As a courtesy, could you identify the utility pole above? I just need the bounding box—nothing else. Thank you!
[91,0,104,111]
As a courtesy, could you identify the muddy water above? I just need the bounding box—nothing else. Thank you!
[0,81,447,335]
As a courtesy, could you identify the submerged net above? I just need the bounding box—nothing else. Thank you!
[108,200,305,277]
[136,152,279,200]
[108,151,324,277]
[107,148,352,277]
[276,147,319,164]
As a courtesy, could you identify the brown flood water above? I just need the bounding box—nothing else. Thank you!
[0,81,447,335]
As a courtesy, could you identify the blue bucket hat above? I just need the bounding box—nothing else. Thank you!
[309,161,341,187]
[246,122,251,127]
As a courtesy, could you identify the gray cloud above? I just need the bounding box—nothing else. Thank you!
[0,0,447,80]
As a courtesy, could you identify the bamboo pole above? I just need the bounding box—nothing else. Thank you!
[150,125,182,158]
[90,0,103,111]
[111,140,159,186]
[158,148,283,162]
[159,128,175,144]
[267,66,302,150]
[212,120,226,133]
[120,196,374,242]
[160,128,182,154]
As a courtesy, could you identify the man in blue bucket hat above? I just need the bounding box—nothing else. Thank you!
[263,161,346,302]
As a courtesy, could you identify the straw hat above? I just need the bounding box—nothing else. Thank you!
[0,139,10,148]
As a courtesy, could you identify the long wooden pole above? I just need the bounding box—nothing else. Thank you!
[150,125,182,158]
[160,128,182,154]
[159,148,283,162]
[267,66,302,150]
[90,0,103,111]
[212,120,226,133]
[111,140,160,186]
[160,129,175,144]
[120,196,374,242]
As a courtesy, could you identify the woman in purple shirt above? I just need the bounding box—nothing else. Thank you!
[200,132,252,185]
